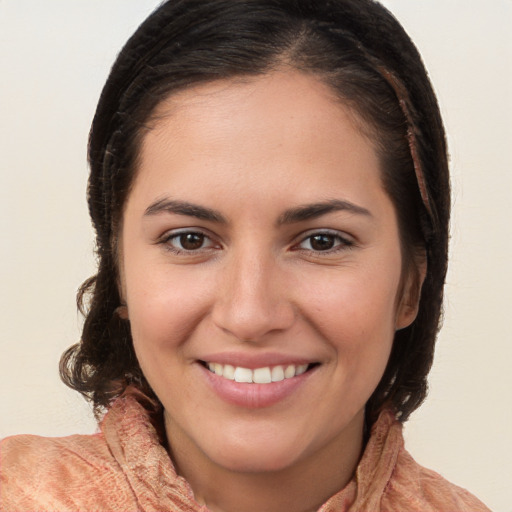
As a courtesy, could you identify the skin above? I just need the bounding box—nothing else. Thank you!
[119,70,422,512]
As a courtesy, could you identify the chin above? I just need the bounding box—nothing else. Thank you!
[210,445,301,474]
[198,427,309,474]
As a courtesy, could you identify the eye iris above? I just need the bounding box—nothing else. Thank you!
[310,234,335,251]
[180,233,204,250]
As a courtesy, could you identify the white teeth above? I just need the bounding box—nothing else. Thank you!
[271,365,285,382]
[253,367,272,384]
[223,364,235,380]
[234,367,253,383]
[295,364,308,376]
[284,365,296,379]
[206,362,311,383]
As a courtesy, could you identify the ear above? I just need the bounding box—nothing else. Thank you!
[115,304,129,320]
[115,231,130,320]
[395,253,427,330]
[116,268,129,320]
[116,277,129,320]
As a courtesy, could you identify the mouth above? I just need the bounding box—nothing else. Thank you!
[199,361,320,384]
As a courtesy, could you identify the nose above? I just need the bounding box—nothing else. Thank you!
[212,248,295,342]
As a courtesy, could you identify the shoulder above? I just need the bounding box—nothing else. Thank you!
[383,446,491,512]
[0,432,137,511]
[349,410,491,512]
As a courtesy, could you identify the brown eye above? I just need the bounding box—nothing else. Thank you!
[296,231,353,253]
[163,231,216,253]
[309,234,336,251]
[179,233,205,250]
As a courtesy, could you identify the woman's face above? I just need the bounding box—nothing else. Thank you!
[120,71,418,475]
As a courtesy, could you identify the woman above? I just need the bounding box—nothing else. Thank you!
[0,1,491,510]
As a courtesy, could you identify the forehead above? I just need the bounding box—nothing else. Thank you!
[131,70,384,213]
[145,70,375,152]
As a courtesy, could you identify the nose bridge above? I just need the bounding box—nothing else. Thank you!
[213,242,294,341]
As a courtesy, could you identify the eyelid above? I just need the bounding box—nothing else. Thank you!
[158,227,222,253]
[291,229,355,252]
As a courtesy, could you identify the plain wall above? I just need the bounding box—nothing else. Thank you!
[1,1,510,510]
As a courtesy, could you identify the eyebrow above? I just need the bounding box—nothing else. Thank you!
[277,199,372,225]
[144,199,227,223]
[144,198,371,224]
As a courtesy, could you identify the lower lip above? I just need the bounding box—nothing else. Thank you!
[199,364,316,409]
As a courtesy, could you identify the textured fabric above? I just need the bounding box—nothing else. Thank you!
[1,394,490,512]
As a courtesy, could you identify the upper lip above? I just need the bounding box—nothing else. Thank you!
[197,351,319,369]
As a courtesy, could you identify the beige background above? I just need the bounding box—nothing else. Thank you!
[1,1,510,510]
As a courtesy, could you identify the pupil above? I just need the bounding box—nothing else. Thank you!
[311,234,334,251]
[180,233,204,250]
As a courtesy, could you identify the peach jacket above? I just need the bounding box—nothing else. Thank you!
[1,394,489,512]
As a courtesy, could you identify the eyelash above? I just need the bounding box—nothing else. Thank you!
[159,230,219,254]
[158,229,354,255]
[292,230,354,254]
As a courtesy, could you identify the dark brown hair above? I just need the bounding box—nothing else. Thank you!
[60,0,450,424]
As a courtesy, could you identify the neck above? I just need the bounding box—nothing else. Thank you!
[165,411,364,512]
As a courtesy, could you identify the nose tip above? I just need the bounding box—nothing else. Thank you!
[212,257,295,342]
[216,296,295,342]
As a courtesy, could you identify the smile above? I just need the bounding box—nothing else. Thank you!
[204,362,313,384]
[199,359,320,408]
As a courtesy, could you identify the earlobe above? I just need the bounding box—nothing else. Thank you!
[115,239,129,320]
[396,301,419,330]
[115,304,129,320]
[396,256,427,330]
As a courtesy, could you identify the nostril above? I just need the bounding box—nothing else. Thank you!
[212,300,296,343]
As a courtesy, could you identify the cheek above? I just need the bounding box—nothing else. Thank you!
[125,266,215,398]
[299,266,401,342]
[296,263,400,396]
[123,265,223,419]
[127,267,214,347]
